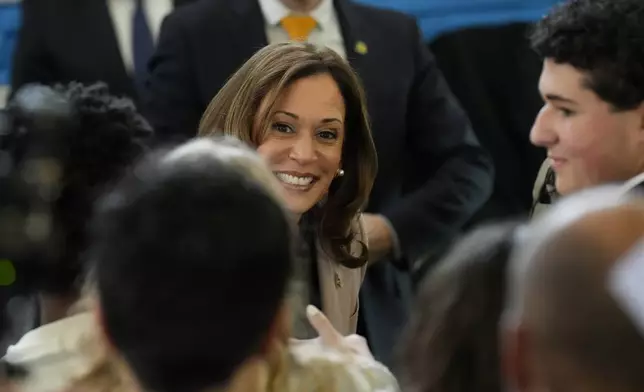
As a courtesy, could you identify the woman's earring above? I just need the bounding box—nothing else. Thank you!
[336,169,345,178]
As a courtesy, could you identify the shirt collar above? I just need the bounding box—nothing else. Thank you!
[621,171,644,194]
[258,0,335,31]
[4,313,95,363]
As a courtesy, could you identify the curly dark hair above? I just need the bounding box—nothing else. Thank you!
[398,221,520,392]
[530,0,644,110]
[49,82,151,294]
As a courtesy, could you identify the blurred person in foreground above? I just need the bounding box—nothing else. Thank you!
[68,137,399,392]
[503,186,644,392]
[530,0,644,215]
[1,82,151,391]
[398,221,519,392]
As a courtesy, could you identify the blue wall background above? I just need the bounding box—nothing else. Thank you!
[0,3,20,85]
[355,0,562,41]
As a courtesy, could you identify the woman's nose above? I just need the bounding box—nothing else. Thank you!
[289,134,317,163]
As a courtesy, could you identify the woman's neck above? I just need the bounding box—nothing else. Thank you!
[291,211,302,224]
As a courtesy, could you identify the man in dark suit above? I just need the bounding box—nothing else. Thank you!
[144,0,494,365]
[10,0,194,103]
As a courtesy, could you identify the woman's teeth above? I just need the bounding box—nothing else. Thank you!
[276,173,314,186]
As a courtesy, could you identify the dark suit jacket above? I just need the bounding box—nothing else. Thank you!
[10,0,194,102]
[144,0,494,365]
[429,23,546,222]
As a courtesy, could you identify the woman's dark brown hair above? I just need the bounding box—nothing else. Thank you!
[198,42,377,268]
[398,221,520,392]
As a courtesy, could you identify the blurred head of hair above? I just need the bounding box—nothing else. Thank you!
[398,221,520,392]
[88,137,294,392]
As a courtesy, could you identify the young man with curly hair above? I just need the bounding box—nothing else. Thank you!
[529,0,644,213]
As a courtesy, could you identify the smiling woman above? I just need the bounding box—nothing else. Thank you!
[256,73,345,217]
[198,42,378,336]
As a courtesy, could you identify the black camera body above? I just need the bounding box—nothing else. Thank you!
[0,84,76,292]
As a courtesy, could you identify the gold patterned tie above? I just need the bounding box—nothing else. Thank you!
[280,15,317,41]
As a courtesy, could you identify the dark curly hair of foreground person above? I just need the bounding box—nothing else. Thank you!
[52,82,152,294]
[19,82,152,294]
[530,0,644,110]
[0,81,151,373]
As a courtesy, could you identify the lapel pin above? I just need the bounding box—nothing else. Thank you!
[354,40,368,55]
[334,272,343,288]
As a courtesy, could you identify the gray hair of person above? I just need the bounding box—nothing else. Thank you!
[81,136,309,329]
[503,185,642,328]
[161,136,285,204]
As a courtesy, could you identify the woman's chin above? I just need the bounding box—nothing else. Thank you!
[284,198,318,218]
[280,189,322,216]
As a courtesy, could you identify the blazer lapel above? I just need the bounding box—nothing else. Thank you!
[334,0,370,82]
[316,245,362,336]
[88,0,134,93]
[317,248,347,335]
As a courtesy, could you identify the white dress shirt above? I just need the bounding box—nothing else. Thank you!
[257,0,347,59]
[620,171,644,195]
[106,0,173,73]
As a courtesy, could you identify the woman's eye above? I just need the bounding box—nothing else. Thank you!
[272,123,294,133]
[317,130,338,140]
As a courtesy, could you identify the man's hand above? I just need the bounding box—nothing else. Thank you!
[362,213,394,262]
